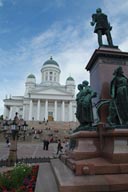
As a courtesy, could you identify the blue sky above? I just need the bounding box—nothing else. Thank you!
[0,0,128,115]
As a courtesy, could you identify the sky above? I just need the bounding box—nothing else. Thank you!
[0,0,128,115]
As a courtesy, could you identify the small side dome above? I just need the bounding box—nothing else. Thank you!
[26,74,36,84]
[66,76,75,86]
[66,76,74,81]
[43,56,59,67]
[27,74,35,78]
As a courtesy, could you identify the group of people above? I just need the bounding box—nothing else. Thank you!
[42,138,64,155]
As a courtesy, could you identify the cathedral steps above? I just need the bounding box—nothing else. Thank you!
[0,121,79,142]
[26,121,79,141]
[27,121,78,131]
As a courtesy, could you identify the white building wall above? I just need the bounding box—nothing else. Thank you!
[73,104,77,122]
[10,106,18,120]
[24,105,29,121]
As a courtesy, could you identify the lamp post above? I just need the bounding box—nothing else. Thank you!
[7,112,19,166]
[23,121,28,141]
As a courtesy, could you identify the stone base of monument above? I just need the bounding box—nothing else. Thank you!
[58,129,128,191]
[51,158,128,192]
[7,140,17,166]
[102,129,128,163]
[67,131,101,160]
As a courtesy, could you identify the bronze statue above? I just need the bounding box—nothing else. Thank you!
[90,8,113,47]
[108,66,128,125]
[75,80,97,130]
[76,84,84,124]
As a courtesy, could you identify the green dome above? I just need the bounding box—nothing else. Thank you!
[67,76,74,81]
[27,74,35,78]
[43,56,59,66]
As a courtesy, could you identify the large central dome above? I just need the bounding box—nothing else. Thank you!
[43,56,59,67]
[41,56,61,86]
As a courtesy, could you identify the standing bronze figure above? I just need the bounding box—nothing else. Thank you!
[109,66,128,125]
[90,8,113,47]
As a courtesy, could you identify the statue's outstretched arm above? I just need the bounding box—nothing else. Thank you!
[90,14,96,26]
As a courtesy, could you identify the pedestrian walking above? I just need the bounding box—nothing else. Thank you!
[56,139,63,155]
[45,139,49,150]
[6,137,10,147]
[43,138,49,150]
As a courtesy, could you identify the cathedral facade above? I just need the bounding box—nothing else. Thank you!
[3,57,76,122]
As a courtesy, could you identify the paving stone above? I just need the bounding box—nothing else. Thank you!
[0,142,61,160]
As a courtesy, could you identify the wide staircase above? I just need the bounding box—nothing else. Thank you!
[27,120,78,131]
[35,159,86,192]
[35,158,128,192]
[0,121,79,142]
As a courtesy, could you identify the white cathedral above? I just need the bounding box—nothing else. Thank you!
[3,57,77,122]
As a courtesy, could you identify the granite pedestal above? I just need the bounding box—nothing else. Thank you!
[86,46,128,123]
[58,47,128,191]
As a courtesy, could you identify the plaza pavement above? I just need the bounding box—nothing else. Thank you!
[0,141,60,160]
[0,141,63,190]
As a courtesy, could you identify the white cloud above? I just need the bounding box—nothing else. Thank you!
[28,21,93,86]
[0,0,3,7]
[97,0,128,51]
[103,0,128,16]
[54,0,66,8]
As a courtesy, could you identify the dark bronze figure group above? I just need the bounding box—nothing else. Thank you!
[74,80,97,132]
[75,66,128,132]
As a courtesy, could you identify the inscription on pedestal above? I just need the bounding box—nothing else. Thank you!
[114,139,128,153]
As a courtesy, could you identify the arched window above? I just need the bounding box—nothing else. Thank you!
[49,72,53,81]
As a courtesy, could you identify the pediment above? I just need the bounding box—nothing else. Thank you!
[31,87,69,96]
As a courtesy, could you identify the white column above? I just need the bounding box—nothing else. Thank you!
[9,107,13,120]
[61,101,65,121]
[37,99,41,121]
[22,105,25,120]
[45,100,48,120]
[3,106,8,119]
[54,100,57,121]
[29,100,33,120]
[69,101,72,121]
